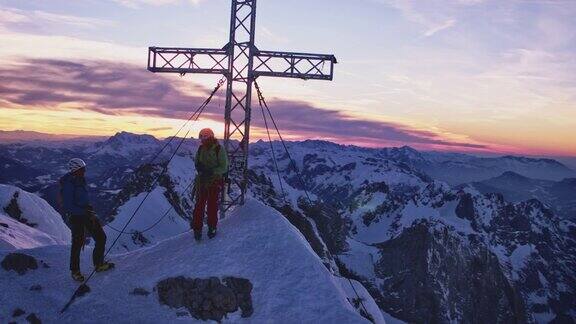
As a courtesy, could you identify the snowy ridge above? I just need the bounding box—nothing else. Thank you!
[0,199,372,323]
[0,184,70,250]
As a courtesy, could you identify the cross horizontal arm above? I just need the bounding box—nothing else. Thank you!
[148,47,229,75]
[253,50,337,81]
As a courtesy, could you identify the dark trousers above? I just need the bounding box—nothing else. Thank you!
[192,181,222,231]
[70,213,106,272]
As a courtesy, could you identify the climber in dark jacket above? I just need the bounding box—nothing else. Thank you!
[60,158,113,282]
[192,128,229,241]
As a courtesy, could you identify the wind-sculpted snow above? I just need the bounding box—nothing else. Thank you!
[0,185,70,250]
[0,200,370,323]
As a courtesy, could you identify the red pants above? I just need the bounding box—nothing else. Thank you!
[192,181,222,231]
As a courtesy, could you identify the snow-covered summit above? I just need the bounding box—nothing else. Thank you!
[379,145,426,163]
[86,131,161,158]
[0,199,374,323]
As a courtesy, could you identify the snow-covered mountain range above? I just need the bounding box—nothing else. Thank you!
[380,146,576,185]
[1,132,575,323]
[465,171,576,221]
[244,140,576,323]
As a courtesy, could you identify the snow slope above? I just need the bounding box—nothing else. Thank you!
[0,184,70,250]
[0,199,370,323]
[104,155,196,253]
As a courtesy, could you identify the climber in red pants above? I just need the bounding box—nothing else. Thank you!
[192,128,229,241]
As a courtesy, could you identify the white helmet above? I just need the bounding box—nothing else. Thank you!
[68,158,86,173]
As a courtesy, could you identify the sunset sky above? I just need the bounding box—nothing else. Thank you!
[0,0,575,157]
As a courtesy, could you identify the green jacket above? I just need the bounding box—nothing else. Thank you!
[195,140,229,186]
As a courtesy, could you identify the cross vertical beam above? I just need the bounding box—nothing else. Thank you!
[222,0,257,212]
[147,0,336,217]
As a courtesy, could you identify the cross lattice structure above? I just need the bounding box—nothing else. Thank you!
[147,0,337,216]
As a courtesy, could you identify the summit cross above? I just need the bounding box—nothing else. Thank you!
[147,0,337,215]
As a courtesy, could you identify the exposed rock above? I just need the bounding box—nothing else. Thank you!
[0,222,8,228]
[549,313,576,324]
[12,308,25,317]
[223,277,254,318]
[372,221,526,323]
[130,287,150,296]
[3,191,37,228]
[156,276,253,321]
[1,253,38,275]
[30,285,42,291]
[131,231,150,248]
[25,313,41,324]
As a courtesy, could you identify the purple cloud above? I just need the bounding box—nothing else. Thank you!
[0,59,487,149]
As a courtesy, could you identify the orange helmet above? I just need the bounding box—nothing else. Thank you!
[199,128,215,140]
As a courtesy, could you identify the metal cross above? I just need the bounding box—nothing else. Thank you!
[147,0,337,215]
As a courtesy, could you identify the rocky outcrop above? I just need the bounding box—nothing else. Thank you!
[12,308,25,317]
[25,313,41,324]
[3,192,37,228]
[156,276,253,321]
[130,287,150,296]
[373,221,526,323]
[1,253,38,275]
[106,161,193,225]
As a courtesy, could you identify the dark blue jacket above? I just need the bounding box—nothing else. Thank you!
[60,173,90,216]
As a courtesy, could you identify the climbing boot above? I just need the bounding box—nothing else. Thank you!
[194,230,202,241]
[95,261,115,272]
[207,227,217,239]
[71,271,85,282]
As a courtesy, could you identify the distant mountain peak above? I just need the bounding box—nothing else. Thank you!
[496,170,530,181]
[109,131,158,142]
[87,132,162,157]
[300,139,344,149]
[381,145,425,162]
[500,155,567,167]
